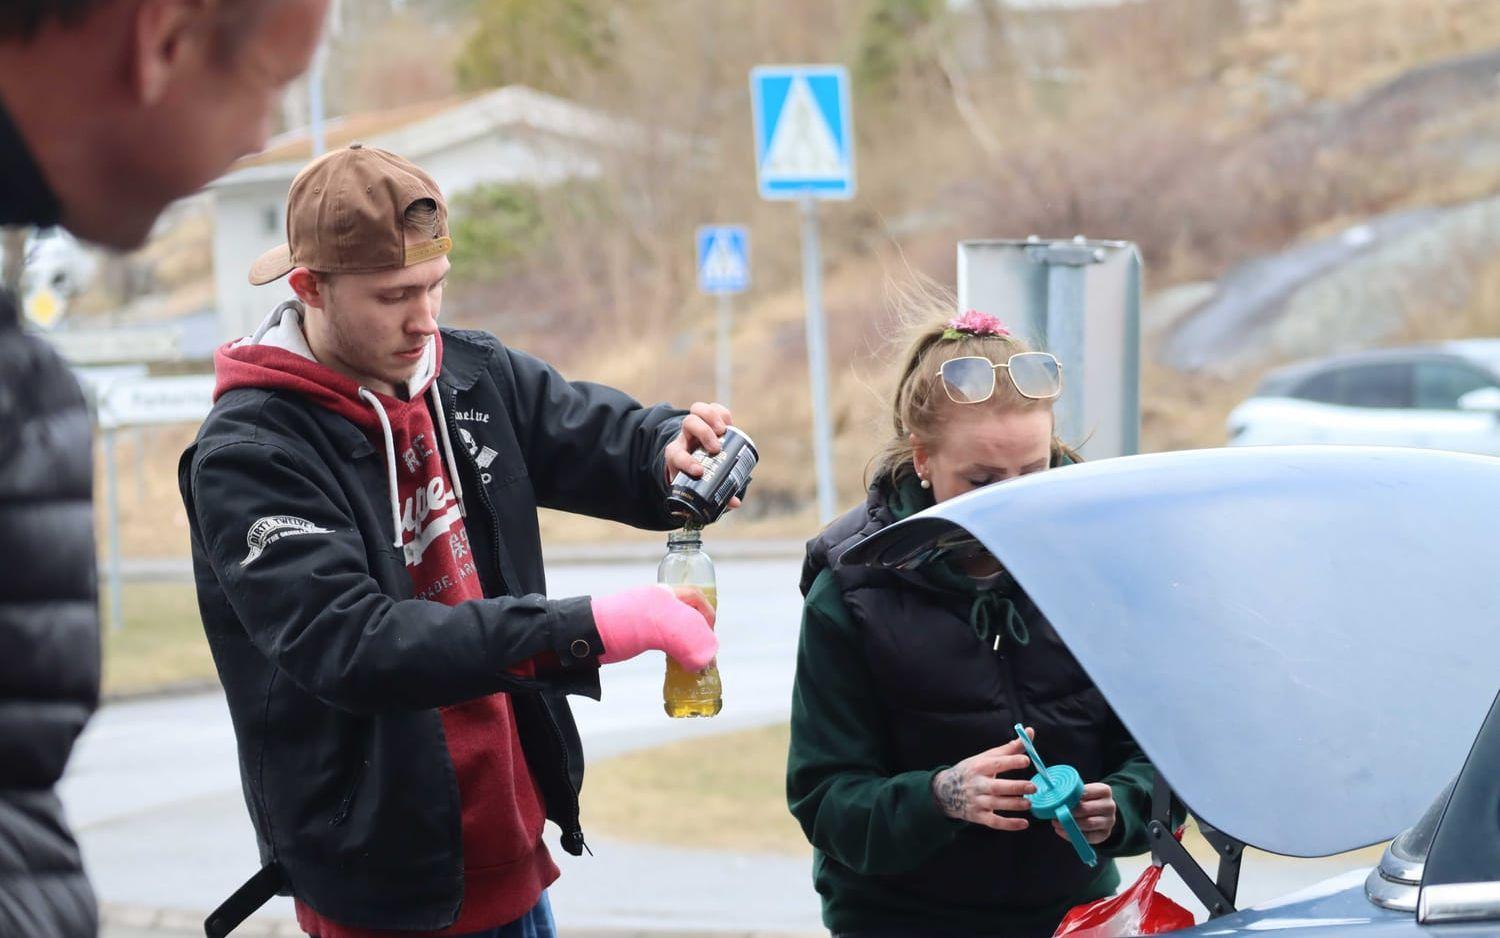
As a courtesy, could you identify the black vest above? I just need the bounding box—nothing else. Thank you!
[802,483,1125,910]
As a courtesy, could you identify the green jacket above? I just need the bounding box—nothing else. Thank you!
[787,473,1162,936]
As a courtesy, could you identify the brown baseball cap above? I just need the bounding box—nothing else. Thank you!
[248,144,453,285]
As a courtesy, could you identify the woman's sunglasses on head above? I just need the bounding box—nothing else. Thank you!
[937,353,1063,405]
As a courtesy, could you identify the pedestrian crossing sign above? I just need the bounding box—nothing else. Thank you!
[750,65,855,200]
[696,225,750,295]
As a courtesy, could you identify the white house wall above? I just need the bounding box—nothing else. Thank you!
[213,176,291,342]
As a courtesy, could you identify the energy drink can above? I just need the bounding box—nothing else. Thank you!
[666,426,758,526]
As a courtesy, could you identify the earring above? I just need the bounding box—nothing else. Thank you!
[920,477,932,490]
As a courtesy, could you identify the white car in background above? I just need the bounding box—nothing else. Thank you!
[1227,340,1500,454]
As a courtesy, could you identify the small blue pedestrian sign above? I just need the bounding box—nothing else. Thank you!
[696,225,750,295]
[750,65,855,200]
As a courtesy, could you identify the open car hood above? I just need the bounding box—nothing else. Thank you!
[843,446,1500,858]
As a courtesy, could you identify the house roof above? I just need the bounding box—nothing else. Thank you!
[237,95,477,169]
[215,85,627,188]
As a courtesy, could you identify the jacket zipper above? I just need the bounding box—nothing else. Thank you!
[329,761,364,826]
[540,702,586,855]
[443,389,587,853]
[443,389,511,599]
[995,646,1030,729]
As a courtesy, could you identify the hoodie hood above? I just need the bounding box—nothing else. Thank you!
[214,300,440,418]
[214,301,466,548]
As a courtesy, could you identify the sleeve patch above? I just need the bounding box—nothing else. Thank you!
[242,515,334,567]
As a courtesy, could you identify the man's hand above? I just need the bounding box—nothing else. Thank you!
[929,729,1037,831]
[1054,783,1117,845]
[663,402,742,509]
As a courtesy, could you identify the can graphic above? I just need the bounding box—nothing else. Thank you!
[666,427,758,526]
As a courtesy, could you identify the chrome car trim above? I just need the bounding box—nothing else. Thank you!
[1364,866,1419,912]
[1378,842,1424,885]
[1417,882,1500,923]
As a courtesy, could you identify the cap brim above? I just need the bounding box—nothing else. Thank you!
[248,244,294,286]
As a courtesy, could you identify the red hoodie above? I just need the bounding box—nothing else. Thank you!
[215,304,558,937]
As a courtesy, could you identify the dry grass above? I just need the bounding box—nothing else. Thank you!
[1394,249,1500,344]
[582,722,811,855]
[1140,358,1262,453]
[580,721,1391,870]
[95,424,197,560]
[102,583,215,697]
[1232,0,1500,103]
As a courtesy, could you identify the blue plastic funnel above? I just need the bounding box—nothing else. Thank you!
[1014,723,1098,867]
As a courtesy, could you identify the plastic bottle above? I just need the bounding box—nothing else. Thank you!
[657,525,722,718]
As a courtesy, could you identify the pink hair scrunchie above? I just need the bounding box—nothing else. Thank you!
[942,310,1010,340]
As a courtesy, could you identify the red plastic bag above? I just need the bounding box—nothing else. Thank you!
[1052,862,1197,937]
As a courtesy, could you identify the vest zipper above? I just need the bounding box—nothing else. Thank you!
[995,646,1030,729]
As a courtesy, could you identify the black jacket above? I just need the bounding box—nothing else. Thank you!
[0,299,101,938]
[179,327,684,931]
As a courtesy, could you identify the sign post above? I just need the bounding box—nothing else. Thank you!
[751,64,855,524]
[101,428,124,633]
[696,225,751,410]
[797,197,832,521]
[96,374,216,630]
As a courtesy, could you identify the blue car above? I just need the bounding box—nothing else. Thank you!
[845,445,1500,935]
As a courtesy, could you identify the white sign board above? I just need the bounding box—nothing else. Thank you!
[98,374,215,430]
[50,326,183,365]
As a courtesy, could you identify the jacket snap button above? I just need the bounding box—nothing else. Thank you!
[570,639,591,659]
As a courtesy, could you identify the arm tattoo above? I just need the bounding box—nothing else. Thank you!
[934,769,968,818]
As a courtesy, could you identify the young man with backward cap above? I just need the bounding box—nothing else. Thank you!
[180,144,737,938]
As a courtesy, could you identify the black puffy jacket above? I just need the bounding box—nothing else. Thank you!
[0,298,101,938]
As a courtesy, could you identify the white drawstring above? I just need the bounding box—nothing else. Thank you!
[428,381,468,518]
[358,388,404,549]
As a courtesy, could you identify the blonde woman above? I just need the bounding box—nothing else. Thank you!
[788,310,1160,938]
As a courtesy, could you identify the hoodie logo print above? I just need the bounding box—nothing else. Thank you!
[241,516,334,567]
[402,433,436,475]
[402,476,462,566]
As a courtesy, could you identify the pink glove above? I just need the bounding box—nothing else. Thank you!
[592,585,718,669]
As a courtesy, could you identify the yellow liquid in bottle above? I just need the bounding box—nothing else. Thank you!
[663,585,722,718]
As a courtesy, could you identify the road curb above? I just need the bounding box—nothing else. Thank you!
[101,678,221,705]
[100,902,821,938]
